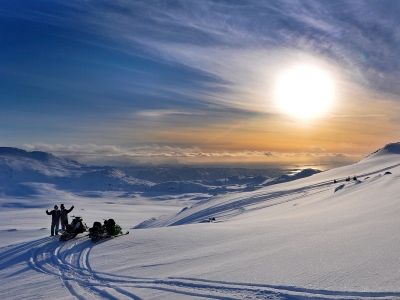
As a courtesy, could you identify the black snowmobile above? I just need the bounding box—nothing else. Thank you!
[59,216,88,242]
[88,219,129,243]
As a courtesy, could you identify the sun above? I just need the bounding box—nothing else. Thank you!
[275,65,334,119]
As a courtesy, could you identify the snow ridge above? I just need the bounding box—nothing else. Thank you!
[365,142,400,158]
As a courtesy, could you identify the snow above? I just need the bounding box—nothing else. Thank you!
[2,144,400,299]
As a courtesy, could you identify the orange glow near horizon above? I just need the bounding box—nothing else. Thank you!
[116,73,400,164]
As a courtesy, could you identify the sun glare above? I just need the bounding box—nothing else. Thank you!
[275,65,334,119]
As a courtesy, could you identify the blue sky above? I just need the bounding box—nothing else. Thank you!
[2,0,400,165]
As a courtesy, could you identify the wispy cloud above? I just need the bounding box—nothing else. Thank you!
[309,145,326,152]
[68,0,400,100]
[340,142,353,149]
[13,0,400,112]
[135,110,202,117]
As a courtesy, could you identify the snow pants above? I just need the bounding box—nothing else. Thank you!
[51,221,60,236]
[61,222,67,231]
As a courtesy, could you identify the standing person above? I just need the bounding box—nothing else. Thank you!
[60,203,74,231]
[46,205,61,236]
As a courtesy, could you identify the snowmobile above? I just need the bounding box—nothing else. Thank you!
[59,216,88,242]
[88,218,129,243]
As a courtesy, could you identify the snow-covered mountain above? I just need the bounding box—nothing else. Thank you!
[0,147,152,196]
[2,143,400,299]
[0,147,319,197]
[365,141,400,159]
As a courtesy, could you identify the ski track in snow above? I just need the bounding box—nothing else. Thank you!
[136,184,332,229]
[2,162,400,299]
[1,235,399,300]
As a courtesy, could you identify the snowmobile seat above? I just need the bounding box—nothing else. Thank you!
[89,221,103,233]
[104,219,116,235]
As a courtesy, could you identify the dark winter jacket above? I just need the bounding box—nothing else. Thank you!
[46,209,61,224]
[60,206,74,224]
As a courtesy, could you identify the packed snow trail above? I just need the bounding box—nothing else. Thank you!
[1,234,400,299]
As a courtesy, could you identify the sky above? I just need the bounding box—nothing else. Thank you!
[1,0,400,166]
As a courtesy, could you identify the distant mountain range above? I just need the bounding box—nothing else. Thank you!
[0,147,326,197]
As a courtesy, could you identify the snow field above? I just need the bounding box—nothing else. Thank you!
[2,144,400,299]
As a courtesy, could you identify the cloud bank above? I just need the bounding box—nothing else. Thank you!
[19,143,361,165]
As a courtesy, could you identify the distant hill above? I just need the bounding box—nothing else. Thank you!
[262,168,321,186]
[0,147,83,169]
[366,142,400,159]
[0,147,323,197]
[0,147,150,197]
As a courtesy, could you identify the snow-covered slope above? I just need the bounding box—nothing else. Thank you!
[1,143,400,299]
[133,156,396,229]
[365,141,400,159]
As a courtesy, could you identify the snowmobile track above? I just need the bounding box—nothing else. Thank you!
[0,237,393,299]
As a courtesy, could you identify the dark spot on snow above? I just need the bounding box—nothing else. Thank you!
[334,184,345,193]
[179,207,188,213]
